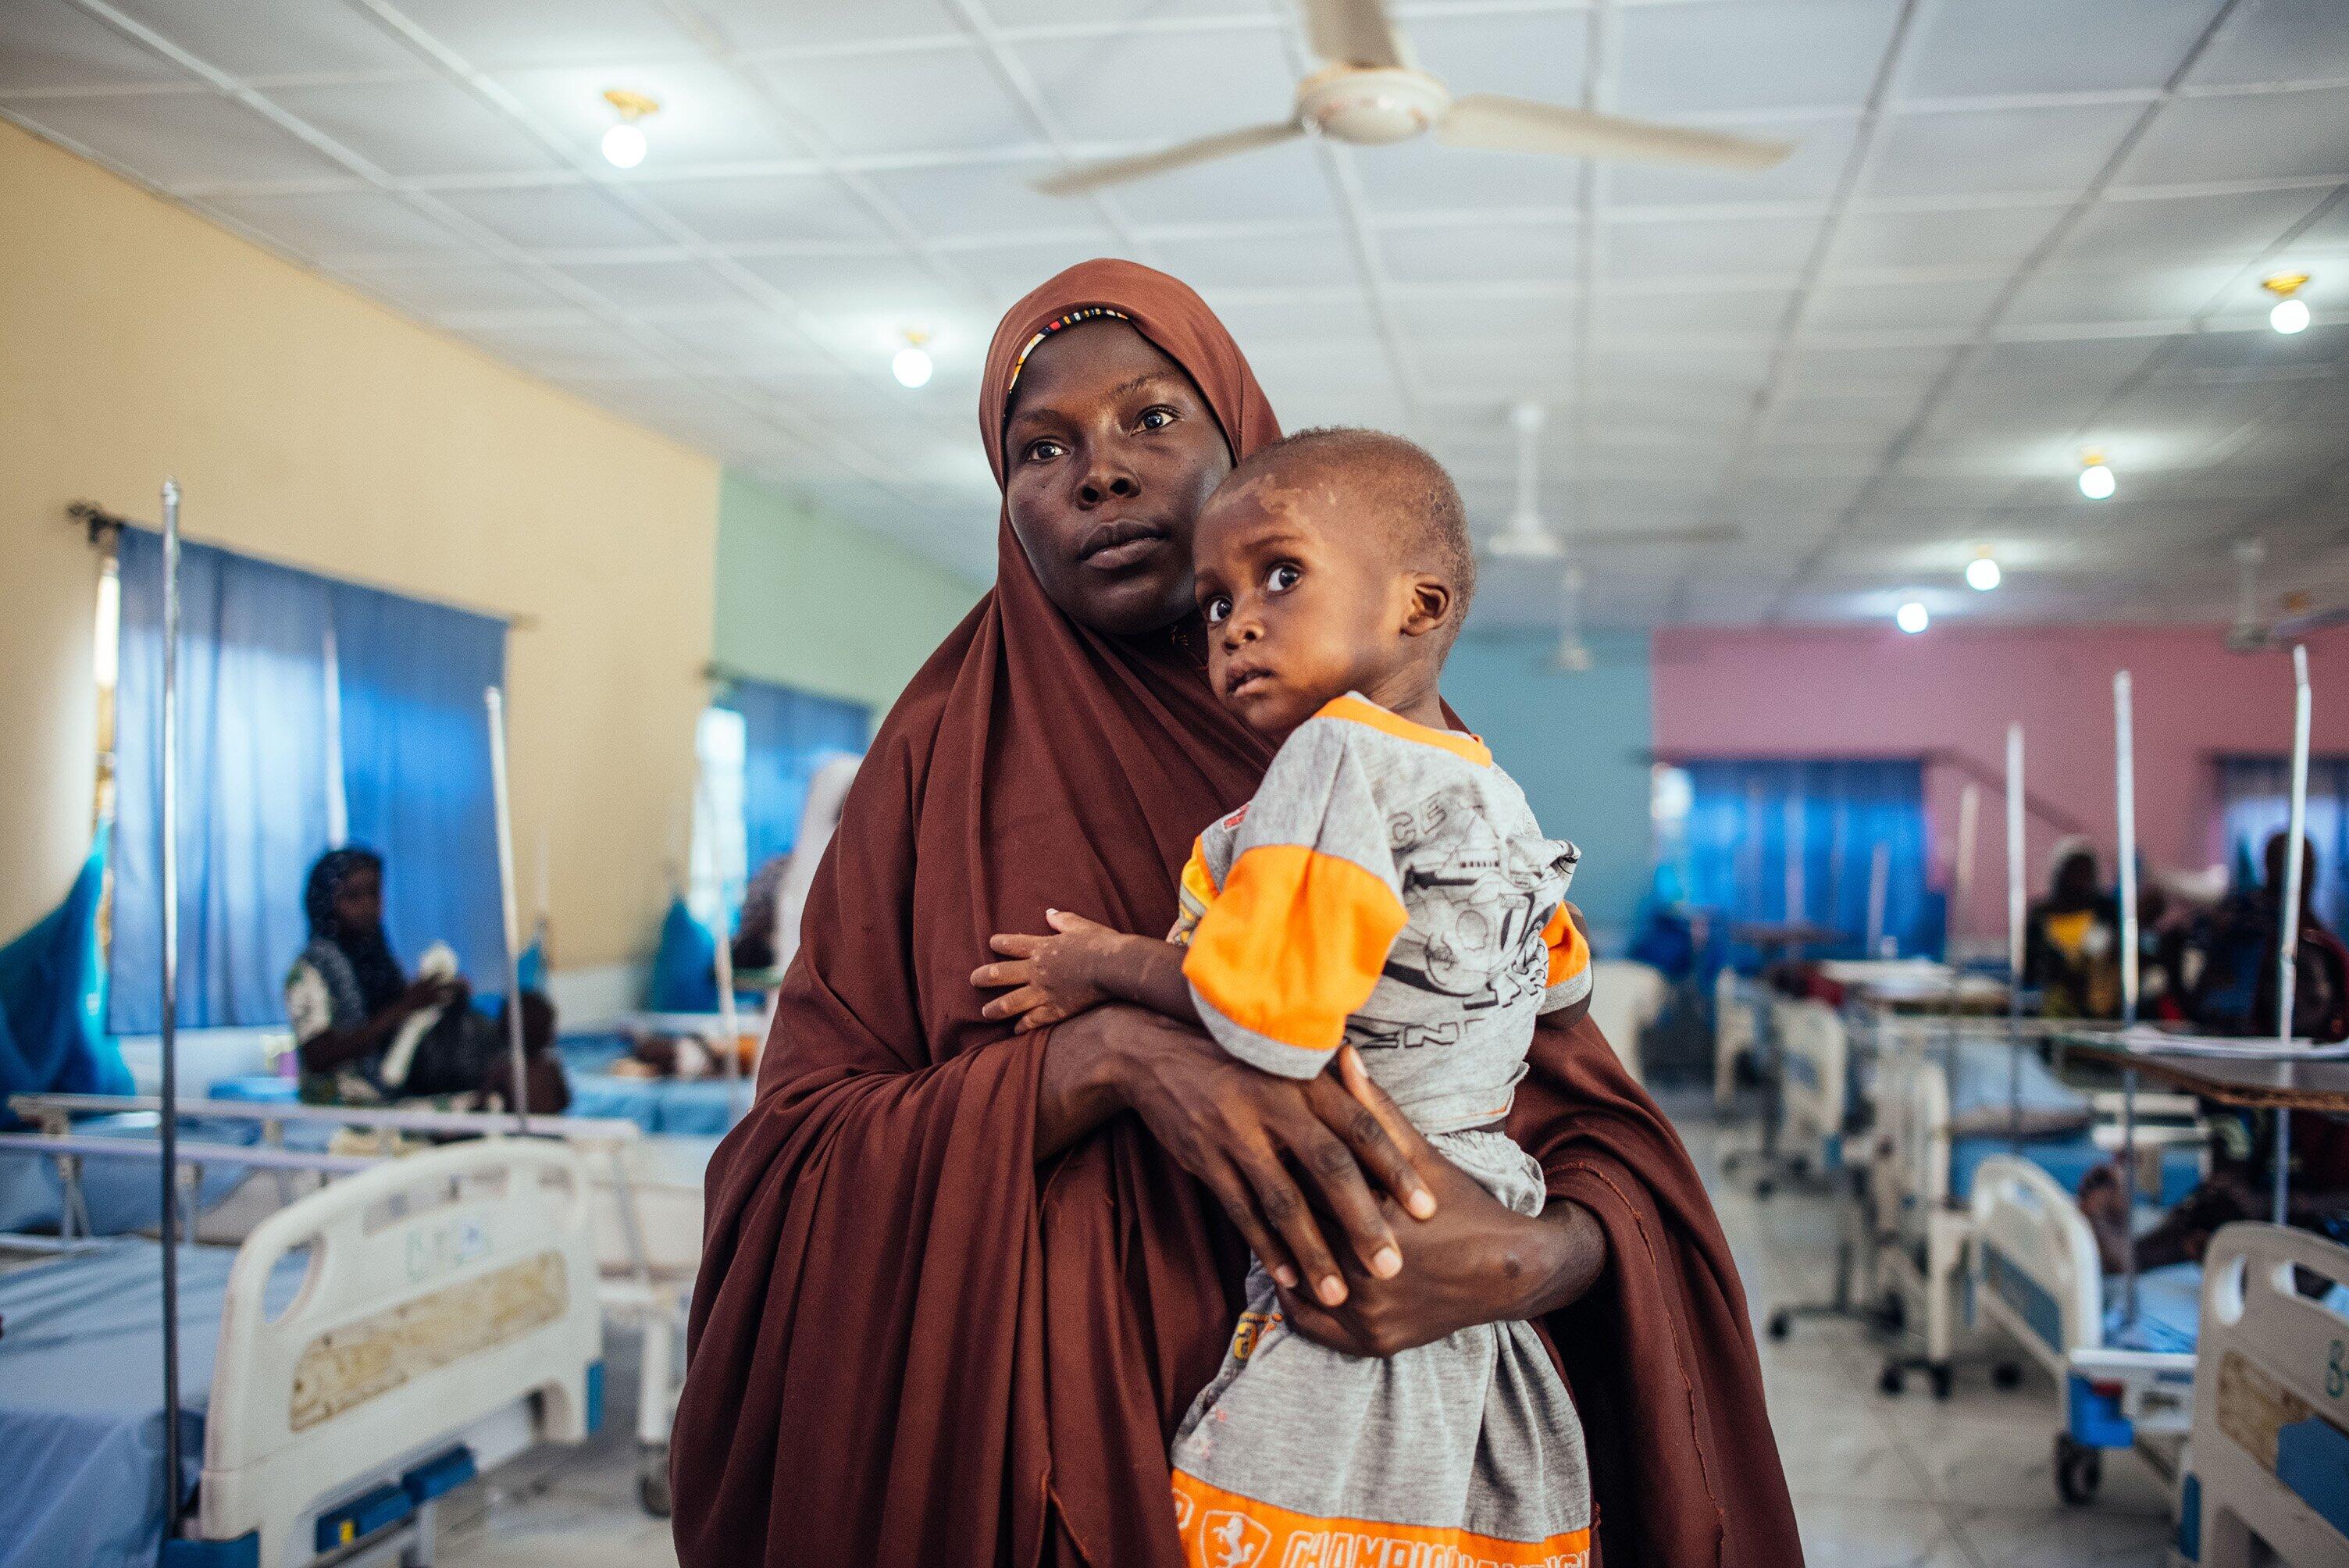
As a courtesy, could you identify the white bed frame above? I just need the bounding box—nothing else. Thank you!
[1713,968,1756,1111]
[2180,1224,2349,1566]
[1967,1153,2196,1506]
[1863,1042,1975,1395]
[1775,998,1850,1181]
[198,1139,602,1566]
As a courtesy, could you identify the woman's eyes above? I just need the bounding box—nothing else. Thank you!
[1267,563,1301,593]
[1137,406,1176,432]
[1203,595,1232,625]
[1025,438,1066,462]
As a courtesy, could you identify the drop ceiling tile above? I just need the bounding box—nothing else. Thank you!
[862,159,1115,242]
[1827,203,2066,273]
[2,91,348,185]
[1413,333,1577,394]
[2190,0,2349,86]
[1018,29,1296,146]
[1805,276,2005,333]
[750,44,1031,157]
[264,80,566,177]
[1589,283,1796,333]
[1381,219,1577,284]
[458,312,653,375]
[1352,141,1584,216]
[1607,116,1857,209]
[1900,0,2223,99]
[694,0,964,51]
[1399,8,1589,104]
[1394,288,1581,340]
[382,0,703,69]
[1092,145,1343,228]
[205,188,465,257]
[488,59,804,168]
[434,183,671,249]
[1784,341,1959,395]
[2118,84,2349,187]
[340,262,565,315]
[653,306,823,372]
[1199,291,1384,350]
[1150,229,1361,290]
[0,0,191,92]
[112,0,428,79]
[2002,261,2250,328]
[1866,102,2146,198]
[558,258,751,313]
[1616,1,1902,116]
[1604,212,1825,282]
[640,172,888,246]
[2059,186,2332,264]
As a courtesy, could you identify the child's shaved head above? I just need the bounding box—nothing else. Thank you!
[1223,427,1477,629]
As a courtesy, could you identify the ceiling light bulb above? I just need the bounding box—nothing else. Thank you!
[1966,556,2001,592]
[1895,600,1929,635]
[601,122,647,169]
[2078,451,2116,500]
[892,345,934,388]
[2272,296,2311,334]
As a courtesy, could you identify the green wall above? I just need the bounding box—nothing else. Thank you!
[1442,629,1656,953]
[711,470,983,721]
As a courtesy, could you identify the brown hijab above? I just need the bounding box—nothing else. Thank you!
[672,258,1798,1567]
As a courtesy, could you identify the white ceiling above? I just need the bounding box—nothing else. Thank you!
[5,0,2349,631]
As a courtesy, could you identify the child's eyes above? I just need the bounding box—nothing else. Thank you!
[1203,595,1232,625]
[1266,563,1301,593]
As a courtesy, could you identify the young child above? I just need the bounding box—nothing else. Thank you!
[976,426,1594,1566]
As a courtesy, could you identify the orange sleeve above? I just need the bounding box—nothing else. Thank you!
[1182,844,1407,1076]
[1542,899,1594,1012]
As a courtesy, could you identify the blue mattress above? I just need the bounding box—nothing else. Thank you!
[2102,1261,2206,1354]
[568,1073,745,1135]
[0,1117,262,1237]
[1949,1130,2203,1208]
[0,1238,309,1568]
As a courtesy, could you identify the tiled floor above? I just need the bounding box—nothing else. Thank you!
[440,1093,2181,1566]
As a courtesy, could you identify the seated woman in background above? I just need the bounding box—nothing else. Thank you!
[2024,839,2121,1017]
[287,846,507,1104]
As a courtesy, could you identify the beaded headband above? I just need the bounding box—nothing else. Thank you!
[1005,306,1131,394]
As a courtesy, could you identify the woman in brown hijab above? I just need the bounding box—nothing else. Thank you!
[672,260,1798,1567]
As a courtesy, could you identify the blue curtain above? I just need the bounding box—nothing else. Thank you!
[0,832,131,1124]
[1682,758,1935,973]
[330,582,506,984]
[113,529,337,1032]
[2216,756,2349,930]
[719,679,868,874]
[111,529,508,1032]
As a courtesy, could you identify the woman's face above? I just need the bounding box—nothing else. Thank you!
[333,864,383,933]
[1001,319,1233,636]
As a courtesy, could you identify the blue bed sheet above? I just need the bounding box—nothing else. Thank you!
[1949,1130,2203,1208]
[0,1116,260,1237]
[0,1238,309,1568]
[2101,1261,2205,1354]
[568,1073,746,1135]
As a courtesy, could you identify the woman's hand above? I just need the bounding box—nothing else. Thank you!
[1273,1049,1607,1356]
[1036,1005,1438,1310]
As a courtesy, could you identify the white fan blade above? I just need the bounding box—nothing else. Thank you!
[1439,94,1792,172]
[1033,120,1306,196]
[1297,0,1410,69]
[1572,523,1741,548]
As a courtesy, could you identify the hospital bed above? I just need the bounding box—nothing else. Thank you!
[9,1092,713,1519]
[1586,960,1665,1085]
[1967,1153,2199,1506]
[1713,968,1756,1111]
[0,1137,603,1568]
[2176,1224,2349,1565]
[1862,1029,2203,1400]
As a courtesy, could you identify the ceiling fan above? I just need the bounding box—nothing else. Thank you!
[2226,536,2349,650]
[1032,0,1795,197]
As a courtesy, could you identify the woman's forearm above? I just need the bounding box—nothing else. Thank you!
[1515,1199,1607,1319]
[1033,1011,1130,1160]
[298,1007,407,1074]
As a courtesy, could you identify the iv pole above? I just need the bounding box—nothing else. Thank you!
[158,478,187,1541]
[2006,723,2026,1153]
[2273,645,2312,1224]
[486,688,532,1132]
[2114,670,2140,1326]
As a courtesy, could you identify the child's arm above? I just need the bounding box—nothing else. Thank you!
[974,909,1202,1032]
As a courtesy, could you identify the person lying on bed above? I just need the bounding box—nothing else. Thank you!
[287,846,508,1106]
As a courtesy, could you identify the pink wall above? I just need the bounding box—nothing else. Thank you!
[1651,626,2349,946]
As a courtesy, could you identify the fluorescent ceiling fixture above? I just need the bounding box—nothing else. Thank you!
[1966,556,2001,592]
[2078,450,2116,501]
[892,345,934,388]
[1895,600,1929,634]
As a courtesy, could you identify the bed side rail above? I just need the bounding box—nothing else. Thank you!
[198,1139,601,1564]
[1968,1153,2102,1361]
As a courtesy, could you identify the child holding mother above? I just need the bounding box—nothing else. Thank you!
[670,259,1798,1567]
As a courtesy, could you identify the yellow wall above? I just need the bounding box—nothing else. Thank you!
[0,121,720,971]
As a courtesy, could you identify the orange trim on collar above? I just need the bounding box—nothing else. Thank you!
[1318,693,1492,767]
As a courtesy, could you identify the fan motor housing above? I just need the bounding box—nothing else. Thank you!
[1297,66,1452,146]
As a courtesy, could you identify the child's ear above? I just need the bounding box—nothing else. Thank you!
[1399,576,1453,640]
